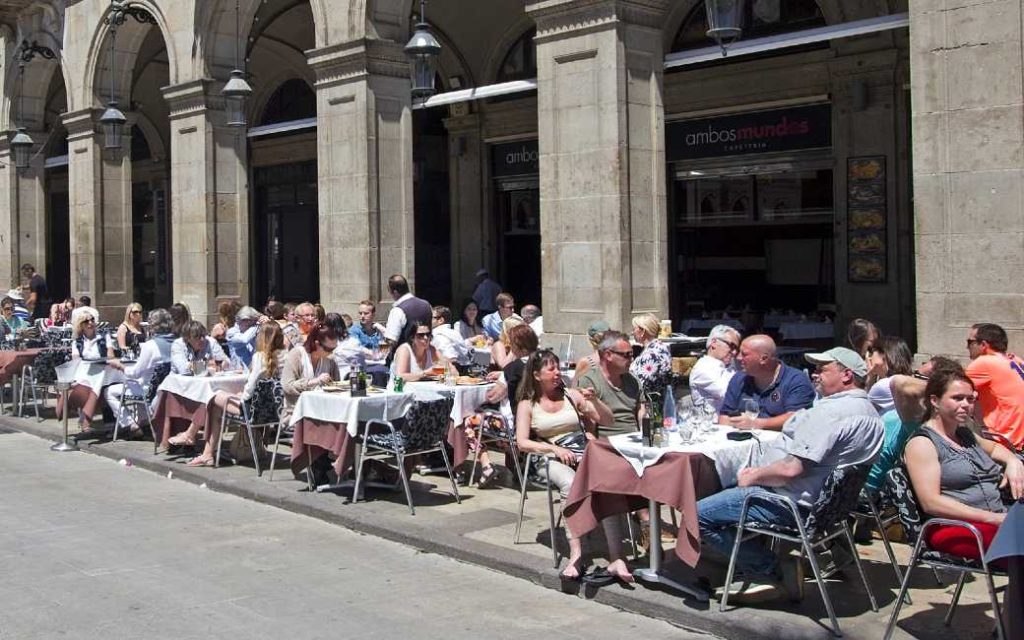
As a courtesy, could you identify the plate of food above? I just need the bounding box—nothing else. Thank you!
[456,376,487,386]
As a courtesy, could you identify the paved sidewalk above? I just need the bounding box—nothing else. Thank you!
[3,413,1008,640]
[0,430,718,640]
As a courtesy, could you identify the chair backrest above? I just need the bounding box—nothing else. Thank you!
[803,464,871,539]
[145,362,173,403]
[243,377,284,425]
[401,396,454,452]
[31,348,72,384]
[885,465,925,544]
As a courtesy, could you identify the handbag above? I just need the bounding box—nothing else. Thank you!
[552,430,589,456]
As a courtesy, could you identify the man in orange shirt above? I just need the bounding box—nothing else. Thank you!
[966,323,1024,450]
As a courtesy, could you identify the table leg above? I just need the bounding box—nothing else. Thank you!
[633,499,709,601]
[51,386,78,452]
[11,373,20,416]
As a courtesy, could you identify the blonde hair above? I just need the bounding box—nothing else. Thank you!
[499,314,524,346]
[631,313,660,341]
[123,302,143,326]
[72,309,98,338]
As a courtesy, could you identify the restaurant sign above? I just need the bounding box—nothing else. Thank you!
[492,140,539,177]
[667,104,831,160]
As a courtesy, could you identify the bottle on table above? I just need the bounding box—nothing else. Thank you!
[663,386,678,444]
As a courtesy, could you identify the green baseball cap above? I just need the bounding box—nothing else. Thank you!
[805,347,868,378]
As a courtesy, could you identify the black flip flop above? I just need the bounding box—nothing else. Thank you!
[582,568,633,587]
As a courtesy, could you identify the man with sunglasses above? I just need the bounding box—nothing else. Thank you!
[690,324,741,415]
[574,331,642,437]
[718,335,815,431]
[965,323,1024,450]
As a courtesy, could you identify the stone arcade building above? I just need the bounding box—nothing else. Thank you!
[0,0,1015,358]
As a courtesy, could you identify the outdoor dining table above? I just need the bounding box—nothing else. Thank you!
[55,359,125,424]
[151,372,248,450]
[779,321,835,341]
[0,348,42,413]
[679,318,743,335]
[564,427,779,601]
[288,387,414,480]
[985,500,1023,639]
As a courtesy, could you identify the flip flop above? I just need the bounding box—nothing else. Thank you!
[582,568,635,587]
[186,456,214,467]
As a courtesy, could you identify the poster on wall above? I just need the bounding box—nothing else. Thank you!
[847,157,887,283]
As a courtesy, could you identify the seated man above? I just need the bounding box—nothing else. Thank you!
[520,304,543,337]
[349,300,384,351]
[225,305,263,368]
[698,347,884,602]
[481,292,515,340]
[690,324,741,416]
[718,334,815,431]
[965,323,1024,450]
[431,305,474,371]
[574,331,642,438]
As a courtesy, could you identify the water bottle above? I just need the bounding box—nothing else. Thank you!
[663,386,678,444]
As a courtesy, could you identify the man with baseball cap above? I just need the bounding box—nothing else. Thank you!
[697,346,884,603]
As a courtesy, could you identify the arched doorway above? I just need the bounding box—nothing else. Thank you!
[246,1,318,305]
[42,65,71,303]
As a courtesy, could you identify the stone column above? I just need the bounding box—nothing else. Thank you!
[162,80,249,326]
[444,112,486,304]
[910,0,1024,356]
[0,133,49,293]
[308,39,415,313]
[528,0,669,337]
[63,108,133,320]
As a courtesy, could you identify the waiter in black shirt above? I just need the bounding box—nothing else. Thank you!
[21,263,49,321]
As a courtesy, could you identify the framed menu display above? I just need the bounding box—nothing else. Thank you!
[847,157,887,283]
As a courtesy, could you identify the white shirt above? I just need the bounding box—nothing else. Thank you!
[868,376,896,415]
[432,324,473,365]
[121,340,167,385]
[529,316,544,337]
[332,336,366,380]
[384,293,413,342]
[689,354,736,415]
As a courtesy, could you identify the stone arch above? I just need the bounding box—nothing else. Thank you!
[82,0,180,111]
[131,111,167,164]
[249,67,315,128]
[482,18,537,86]
[662,0,844,51]
[3,28,68,133]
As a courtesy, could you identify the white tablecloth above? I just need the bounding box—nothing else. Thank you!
[72,360,125,396]
[779,321,835,341]
[608,428,781,487]
[404,380,494,425]
[679,318,744,335]
[289,388,415,436]
[157,372,248,405]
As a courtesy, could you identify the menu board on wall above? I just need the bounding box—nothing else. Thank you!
[846,157,887,283]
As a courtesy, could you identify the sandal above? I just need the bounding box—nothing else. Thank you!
[186,455,214,467]
[560,557,584,582]
[477,466,500,489]
[168,433,195,447]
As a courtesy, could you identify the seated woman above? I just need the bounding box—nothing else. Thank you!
[47,300,72,327]
[865,335,914,415]
[455,300,486,342]
[629,312,672,397]
[281,323,340,423]
[1,296,30,337]
[71,308,115,360]
[514,350,633,582]
[116,302,147,357]
[168,302,191,337]
[903,364,1024,563]
[573,320,610,380]
[209,299,240,348]
[470,324,539,488]
[391,320,455,382]
[106,309,175,437]
[490,315,523,370]
[170,320,231,375]
[182,322,289,467]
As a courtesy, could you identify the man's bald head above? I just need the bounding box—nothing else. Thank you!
[743,334,777,358]
[737,334,779,377]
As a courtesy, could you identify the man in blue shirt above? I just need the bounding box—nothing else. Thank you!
[482,292,515,340]
[718,334,815,431]
[226,306,262,367]
[349,300,383,350]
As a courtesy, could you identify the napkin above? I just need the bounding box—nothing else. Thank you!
[607,433,669,477]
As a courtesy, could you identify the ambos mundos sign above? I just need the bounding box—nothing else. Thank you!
[667,104,831,161]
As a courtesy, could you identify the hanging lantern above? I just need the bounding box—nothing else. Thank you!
[705,0,744,55]
[223,69,253,127]
[404,1,441,101]
[11,128,34,169]
[100,102,127,150]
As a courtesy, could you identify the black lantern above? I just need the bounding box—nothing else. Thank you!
[705,0,744,55]
[222,1,252,128]
[404,0,441,101]
[100,103,127,150]
[11,128,33,170]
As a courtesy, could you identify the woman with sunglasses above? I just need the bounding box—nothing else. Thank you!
[689,324,741,416]
[281,323,340,423]
[0,296,29,338]
[116,302,147,357]
[514,350,633,583]
[392,320,454,382]
[71,308,115,360]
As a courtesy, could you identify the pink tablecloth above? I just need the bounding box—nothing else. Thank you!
[290,418,358,479]
[0,349,41,386]
[152,391,210,450]
[564,438,721,568]
[55,384,102,423]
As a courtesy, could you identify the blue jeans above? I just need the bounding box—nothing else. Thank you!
[697,486,797,577]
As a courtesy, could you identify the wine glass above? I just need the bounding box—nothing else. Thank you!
[741,397,759,427]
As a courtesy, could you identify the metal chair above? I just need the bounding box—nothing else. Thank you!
[721,465,878,637]
[468,409,524,487]
[514,452,562,568]
[18,348,71,420]
[848,488,916,605]
[353,396,460,515]
[216,378,284,477]
[981,430,1024,462]
[882,466,1007,640]
[112,361,171,446]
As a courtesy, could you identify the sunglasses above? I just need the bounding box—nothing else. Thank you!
[415,332,432,339]
[717,338,740,352]
[608,349,633,359]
